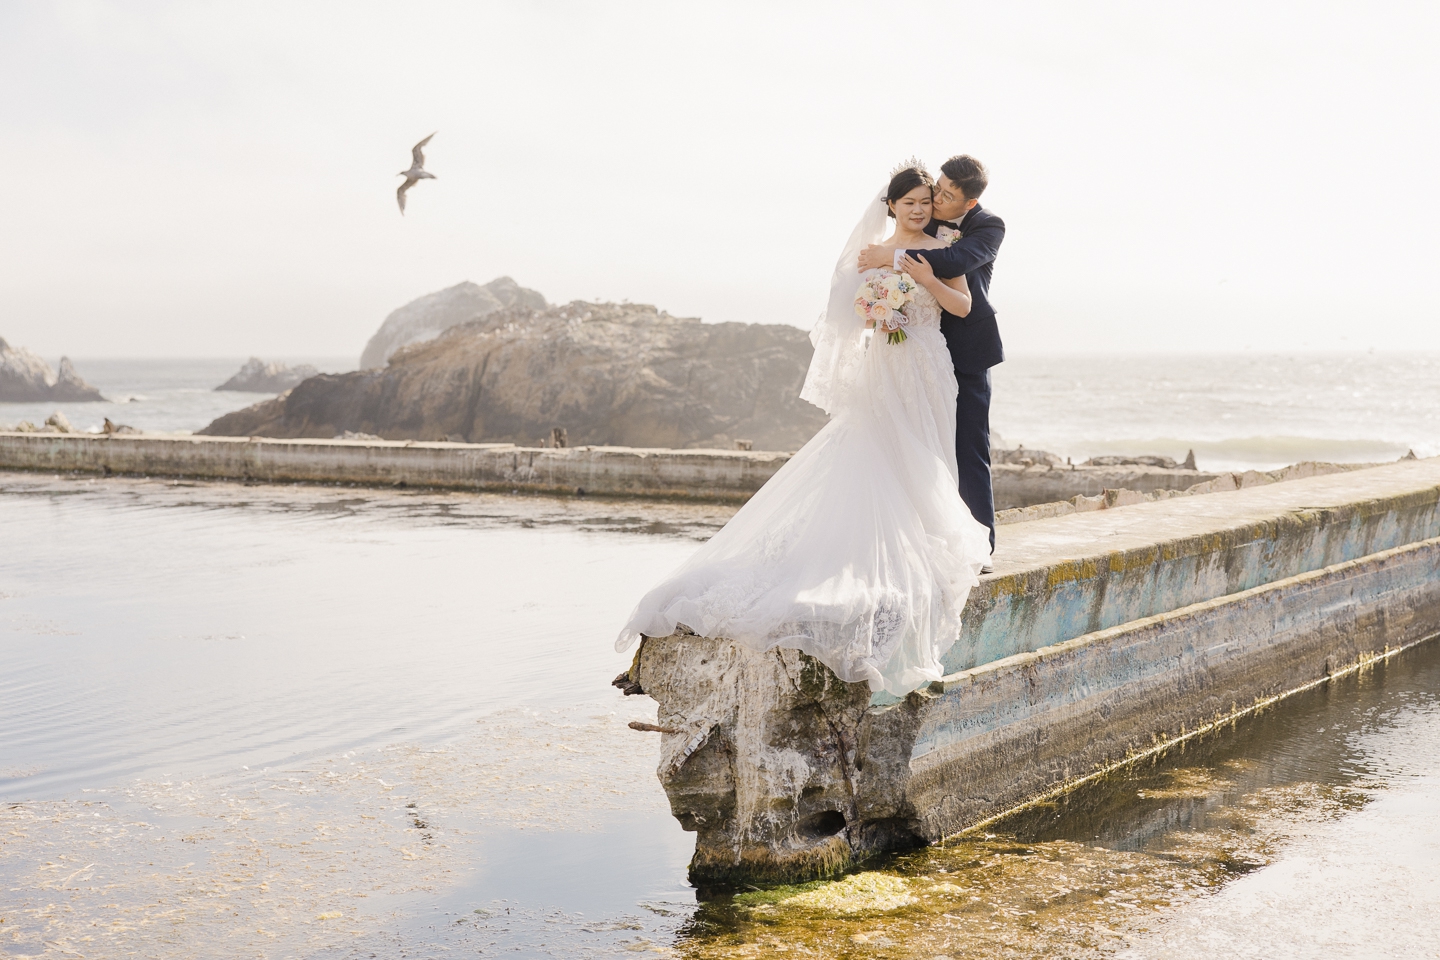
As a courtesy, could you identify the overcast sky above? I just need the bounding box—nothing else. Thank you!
[3,1,1438,360]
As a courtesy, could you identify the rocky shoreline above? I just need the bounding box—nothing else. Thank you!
[0,337,104,402]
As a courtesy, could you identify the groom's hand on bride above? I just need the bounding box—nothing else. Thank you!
[858,244,894,271]
[898,253,934,283]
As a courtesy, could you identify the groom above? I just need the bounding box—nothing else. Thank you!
[859,155,1005,562]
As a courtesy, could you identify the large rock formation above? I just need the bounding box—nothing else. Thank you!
[358,277,547,369]
[0,337,104,402]
[215,357,320,393]
[201,299,829,450]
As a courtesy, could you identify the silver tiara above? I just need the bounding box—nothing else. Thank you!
[889,156,931,180]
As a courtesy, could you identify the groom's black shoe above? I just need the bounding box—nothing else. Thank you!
[981,563,994,575]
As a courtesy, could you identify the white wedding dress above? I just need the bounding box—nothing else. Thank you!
[616,191,992,697]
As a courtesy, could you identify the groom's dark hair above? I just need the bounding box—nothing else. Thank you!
[941,155,988,200]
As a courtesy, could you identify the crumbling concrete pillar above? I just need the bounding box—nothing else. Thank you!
[631,631,911,885]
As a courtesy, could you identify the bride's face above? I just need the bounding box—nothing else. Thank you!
[889,185,933,231]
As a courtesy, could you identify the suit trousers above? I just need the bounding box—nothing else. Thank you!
[955,369,995,554]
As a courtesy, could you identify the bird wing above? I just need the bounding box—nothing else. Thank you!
[397,177,415,213]
[411,132,436,168]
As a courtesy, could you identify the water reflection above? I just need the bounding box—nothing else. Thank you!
[673,649,1440,959]
[0,473,728,799]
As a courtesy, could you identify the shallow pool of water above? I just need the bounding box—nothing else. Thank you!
[2,472,1437,958]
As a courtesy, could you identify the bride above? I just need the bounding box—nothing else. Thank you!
[616,162,993,697]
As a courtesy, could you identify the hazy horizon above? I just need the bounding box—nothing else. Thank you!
[4,2,1438,359]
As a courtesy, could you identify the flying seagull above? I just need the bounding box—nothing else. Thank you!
[396,132,437,214]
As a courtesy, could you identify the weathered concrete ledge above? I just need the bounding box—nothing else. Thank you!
[0,432,789,501]
[0,431,1218,506]
[626,459,1440,885]
[943,457,1440,678]
[992,459,1378,524]
[866,534,1440,845]
[990,461,1216,507]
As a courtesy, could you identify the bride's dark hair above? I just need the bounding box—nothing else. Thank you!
[885,161,934,218]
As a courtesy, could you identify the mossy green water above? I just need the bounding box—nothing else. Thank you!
[732,872,915,913]
[673,762,1368,959]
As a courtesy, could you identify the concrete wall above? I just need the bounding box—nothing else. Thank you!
[890,534,1440,840]
[628,458,1440,886]
[0,432,1215,507]
[944,459,1440,679]
[0,432,788,501]
[991,461,1216,508]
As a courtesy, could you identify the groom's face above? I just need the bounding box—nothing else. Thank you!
[933,176,979,223]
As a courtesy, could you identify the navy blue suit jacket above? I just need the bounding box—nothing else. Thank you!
[908,204,1005,375]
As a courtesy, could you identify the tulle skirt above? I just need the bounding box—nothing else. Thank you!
[616,326,991,697]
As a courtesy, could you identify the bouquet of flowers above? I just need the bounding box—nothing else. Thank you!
[854,273,920,344]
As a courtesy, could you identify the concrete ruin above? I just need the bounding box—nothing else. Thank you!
[620,459,1440,885]
[0,433,793,501]
[0,431,1279,507]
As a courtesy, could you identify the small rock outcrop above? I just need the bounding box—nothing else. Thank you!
[1083,454,1181,469]
[201,298,829,450]
[358,277,547,369]
[0,338,104,402]
[215,357,320,393]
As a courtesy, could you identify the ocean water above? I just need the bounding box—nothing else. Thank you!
[991,352,1440,471]
[3,353,1437,472]
[2,473,1438,958]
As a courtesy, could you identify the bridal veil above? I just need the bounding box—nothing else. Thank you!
[798,185,888,416]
